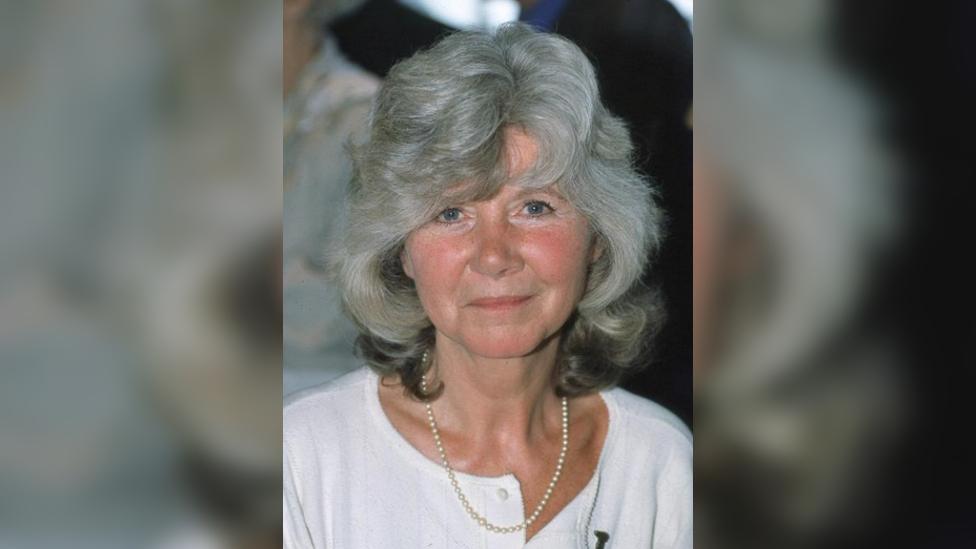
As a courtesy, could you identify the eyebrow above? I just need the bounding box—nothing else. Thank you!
[439,183,567,209]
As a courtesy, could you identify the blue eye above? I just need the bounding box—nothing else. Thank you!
[524,201,554,216]
[437,207,463,223]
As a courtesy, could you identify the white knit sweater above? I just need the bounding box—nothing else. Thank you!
[284,368,692,548]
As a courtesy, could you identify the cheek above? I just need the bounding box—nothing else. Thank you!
[523,225,592,291]
[405,235,466,301]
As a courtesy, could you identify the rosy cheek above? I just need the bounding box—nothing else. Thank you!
[407,234,467,296]
[523,225,590,281]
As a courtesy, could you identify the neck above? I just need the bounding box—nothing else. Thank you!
[283,21,321,97]
[429,334,563,445]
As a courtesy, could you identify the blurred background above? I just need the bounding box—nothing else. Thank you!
[695,0,975,547]
[1,0,282,546]
[1,0,973,547]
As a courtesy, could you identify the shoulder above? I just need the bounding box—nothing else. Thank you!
[284,367,371,449]
[284,366,370,417]
[591,389,692,546]
[603,387,692,461]
[598,387,692,515]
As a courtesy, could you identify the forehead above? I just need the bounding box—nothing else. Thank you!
[439,128,558,201]
[502,128,539,178]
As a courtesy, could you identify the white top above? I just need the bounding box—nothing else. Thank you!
[284,367,692,548]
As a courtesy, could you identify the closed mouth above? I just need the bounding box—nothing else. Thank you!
[467,295,533,309]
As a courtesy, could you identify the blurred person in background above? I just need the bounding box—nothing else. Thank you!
[284,24,691,547]
[329,0,694,425]
[693,0,909,546]
[284,0,379,396]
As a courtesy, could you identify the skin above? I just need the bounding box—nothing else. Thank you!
[380,129,609,540]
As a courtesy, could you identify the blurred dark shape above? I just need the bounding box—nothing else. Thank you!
[222,231,283,350]
[331,0,454,76]
[181,451,283,548]
[331,0,694,426]
[693,0,976,546]
[831,0,976,546]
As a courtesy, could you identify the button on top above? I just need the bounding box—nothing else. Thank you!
[496,488,509,501]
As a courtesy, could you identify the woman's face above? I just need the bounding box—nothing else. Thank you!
[401,131,598,360]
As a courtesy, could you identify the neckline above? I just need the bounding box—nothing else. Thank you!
[363,367,619,528]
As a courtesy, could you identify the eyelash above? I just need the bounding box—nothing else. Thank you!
[523,200,555,216]
[436,207,464,223]
[434,201,555,224]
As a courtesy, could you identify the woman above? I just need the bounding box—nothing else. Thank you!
[284,23,692,548]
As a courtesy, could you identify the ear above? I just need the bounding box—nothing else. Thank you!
[400,246,416,279]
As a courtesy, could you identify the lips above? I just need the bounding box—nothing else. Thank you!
[466,295,533,310]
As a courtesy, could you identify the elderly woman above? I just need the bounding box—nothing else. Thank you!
[284,23,691,548]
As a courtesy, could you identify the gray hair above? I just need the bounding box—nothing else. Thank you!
[332,22,665,399]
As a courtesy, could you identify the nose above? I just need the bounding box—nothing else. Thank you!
[470,216,523,278]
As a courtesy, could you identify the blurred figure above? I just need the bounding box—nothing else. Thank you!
[284,0,378,396]
[694,0,908,546]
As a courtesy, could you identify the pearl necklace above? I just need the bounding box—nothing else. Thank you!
[418,351,569,534]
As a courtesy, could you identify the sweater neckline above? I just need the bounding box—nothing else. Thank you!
[363,367,620,535]
[365,368,618,482]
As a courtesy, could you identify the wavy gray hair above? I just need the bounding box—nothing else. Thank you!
[331,22,665,400]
